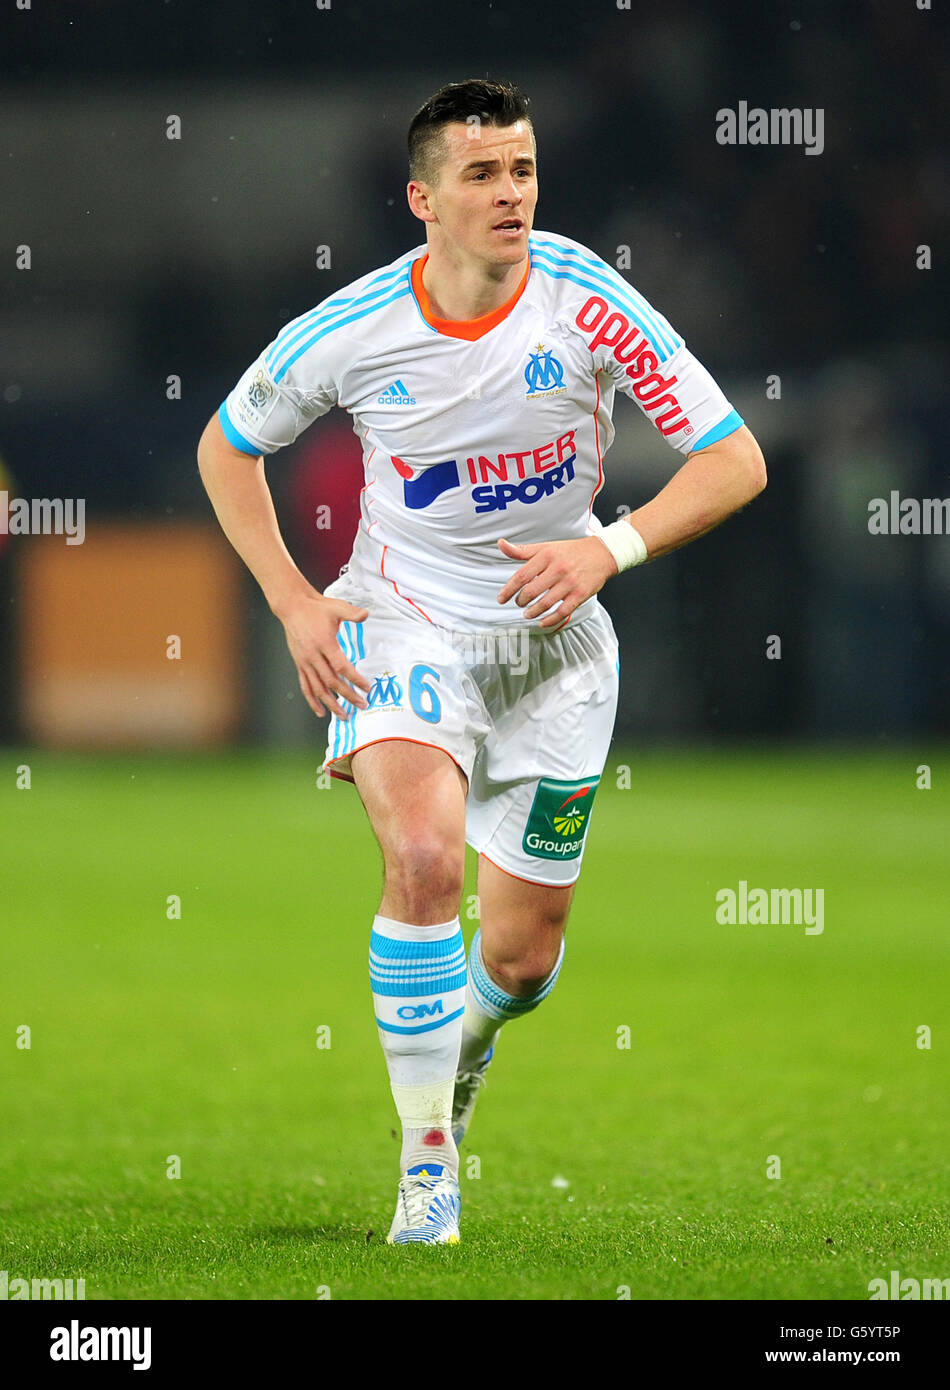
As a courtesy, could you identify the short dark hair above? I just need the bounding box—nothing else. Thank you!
[408,79,532,184]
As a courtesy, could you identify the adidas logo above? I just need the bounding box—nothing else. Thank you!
[377,379,416,406]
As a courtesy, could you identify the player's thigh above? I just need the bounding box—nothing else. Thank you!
[351,738,468,870]
[476,855,573,986]
[322,601,487,811]
[466,605,619,888]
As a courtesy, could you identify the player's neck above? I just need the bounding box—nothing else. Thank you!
[420,244,528,324]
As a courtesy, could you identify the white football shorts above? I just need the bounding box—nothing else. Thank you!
[321,568,619,887]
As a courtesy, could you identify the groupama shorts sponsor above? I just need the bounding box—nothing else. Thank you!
[321,568,619,887]
[524,834,585,855]
[522,778,601,861]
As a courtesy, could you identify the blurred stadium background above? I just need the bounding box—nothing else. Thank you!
[1,0,947,751]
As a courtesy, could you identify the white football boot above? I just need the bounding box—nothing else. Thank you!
[386,1163,461,1245]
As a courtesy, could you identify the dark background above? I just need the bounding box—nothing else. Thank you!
[1,0,947,743]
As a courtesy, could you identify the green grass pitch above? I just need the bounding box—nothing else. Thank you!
[2,746,947,1301]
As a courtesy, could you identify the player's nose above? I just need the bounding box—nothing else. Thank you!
[497,173,524,205]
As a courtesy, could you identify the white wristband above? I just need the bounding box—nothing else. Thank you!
[596,519,649,572]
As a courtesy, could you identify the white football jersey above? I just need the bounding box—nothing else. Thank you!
[220,230,743,629]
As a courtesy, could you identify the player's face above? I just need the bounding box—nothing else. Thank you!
[421,121,537,267]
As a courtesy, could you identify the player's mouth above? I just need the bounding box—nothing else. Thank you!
[491,218,525,237]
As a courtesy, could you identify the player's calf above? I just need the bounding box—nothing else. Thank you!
[370,912,466,1181]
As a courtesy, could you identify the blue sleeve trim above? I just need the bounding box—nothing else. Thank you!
[689,408,743,453]
[218,401,262,456]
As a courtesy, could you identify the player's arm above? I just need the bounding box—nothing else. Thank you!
[196,411,370,718]
[497,424,766,627]
[614,422,766,560]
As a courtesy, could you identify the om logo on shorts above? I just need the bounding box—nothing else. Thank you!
[366,672,403,709]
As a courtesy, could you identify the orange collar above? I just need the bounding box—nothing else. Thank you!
[411,254,530,341]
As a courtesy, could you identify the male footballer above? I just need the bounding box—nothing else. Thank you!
[197,80,766,1245]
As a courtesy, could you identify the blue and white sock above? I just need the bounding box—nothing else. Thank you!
[370,914,466,1178]
[457,926,565,1072]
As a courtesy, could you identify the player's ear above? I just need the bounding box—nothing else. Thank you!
[407,180,437,224]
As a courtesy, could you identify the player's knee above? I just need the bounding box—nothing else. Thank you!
[483,943,562,999]
[382,828,465,917]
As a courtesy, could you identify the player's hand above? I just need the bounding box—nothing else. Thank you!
[496,536,618,629]
[279,592,372,719]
